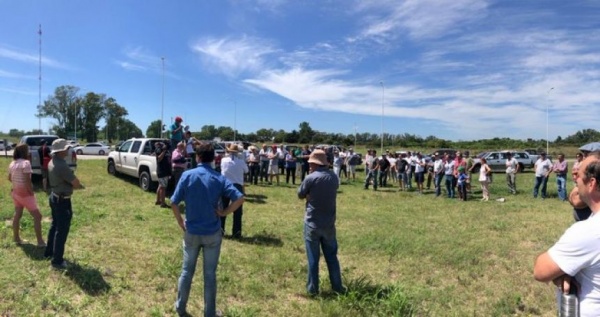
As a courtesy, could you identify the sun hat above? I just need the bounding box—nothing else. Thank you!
[226,144,239,153]
[308,149,328,166]
[580,142,600,153]
[50,139,71,154]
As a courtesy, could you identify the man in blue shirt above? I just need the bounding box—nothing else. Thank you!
[298,149,345,295]
[171,142,244,317]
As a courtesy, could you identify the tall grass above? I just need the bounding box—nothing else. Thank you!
[0,158,571,316]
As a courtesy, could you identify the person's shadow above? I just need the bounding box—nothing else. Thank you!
[18,243,47,261]
[244,194,267,204]
[18,244,111,295]
[227,231,283,247]
[63,262,112,296]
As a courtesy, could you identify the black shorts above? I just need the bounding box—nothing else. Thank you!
[415,172,424,183]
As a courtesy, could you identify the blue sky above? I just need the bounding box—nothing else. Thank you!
[1,0,599,141]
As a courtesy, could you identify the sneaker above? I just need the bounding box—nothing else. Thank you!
[52,261,69,270]
[160,203,170,208]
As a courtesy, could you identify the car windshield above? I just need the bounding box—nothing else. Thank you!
[477,152,488,158]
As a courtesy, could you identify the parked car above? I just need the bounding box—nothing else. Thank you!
[19,135,77,175]
[430,148,458,160]
[523,148,552,163]
[471,150,534,173]
[0,140,13,151]
[73,142,111,155]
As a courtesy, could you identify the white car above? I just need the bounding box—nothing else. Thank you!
[73,142,110,155]
[0,140,12,151]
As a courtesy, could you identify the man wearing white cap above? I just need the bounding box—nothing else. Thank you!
[297,149,344,295]
[44,139,85,269]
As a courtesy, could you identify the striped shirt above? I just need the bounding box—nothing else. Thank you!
[9,159,32,196]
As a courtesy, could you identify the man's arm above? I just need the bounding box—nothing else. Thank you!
[217,197,244,217]
[533,251,566,283]
[171,204,186,232]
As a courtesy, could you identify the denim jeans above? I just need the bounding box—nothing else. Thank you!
[434,174,443,196]
[533,176,549,198]
[260,161,269,182]
[44,196,72,265]
[506,173,517,194]
[445,175,455,198]
[304,224,343,294]
[221,183,244,238]
[248,163,260,185]
[364,170,378,190]
[556,175,567,201]
[176,230,222,317]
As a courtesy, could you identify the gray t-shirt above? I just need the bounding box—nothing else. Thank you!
[49,156,76,195]
[297,166,338,229]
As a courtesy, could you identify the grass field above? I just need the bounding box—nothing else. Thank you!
[0,158,574,316]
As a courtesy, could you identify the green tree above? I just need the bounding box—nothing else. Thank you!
[38,85,80,137]
[298,122,314,143]
[146,120,163,138]
[80,92,106,142]
[197,125,218,140]
[104,98,129,141]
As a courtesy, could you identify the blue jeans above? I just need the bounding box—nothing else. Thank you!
[304,224,343,294]
[434,174,443,196]
[44,196,72,265]
[364,170,378,190]
[445,175,455,198]
[533,176,549,198]
[556,175,567,201]
[221,183,244,238]
[176,230,222,317]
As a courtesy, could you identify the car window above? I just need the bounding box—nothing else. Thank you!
[119,141,133,152]
[499,153,508,159]
[131,141,142,153]
[487,153,499,160]
[23,136,58,147]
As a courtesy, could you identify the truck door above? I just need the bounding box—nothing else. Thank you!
[123,140,142,175]
[116,140,133,175]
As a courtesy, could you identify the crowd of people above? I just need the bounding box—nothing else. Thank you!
[7,118,599,316]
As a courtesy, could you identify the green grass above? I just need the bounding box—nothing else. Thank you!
[0,158,571,316]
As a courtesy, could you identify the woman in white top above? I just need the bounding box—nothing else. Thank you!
[478,158,492,201]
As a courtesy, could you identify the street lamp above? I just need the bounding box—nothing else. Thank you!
[546,87,554,154]
[234,100,237,141]
[160,57,165,138]
[380,81,384,154]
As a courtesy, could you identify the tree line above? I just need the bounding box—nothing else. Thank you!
[7,85,598,150]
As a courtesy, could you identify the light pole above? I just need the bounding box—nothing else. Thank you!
[160,57,165,138]
[546,87,554,154]
[234,100,237,141]
[380,81,384,154]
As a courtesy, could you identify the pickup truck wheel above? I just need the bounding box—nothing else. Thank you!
[471,164,481,174]
[518,162,524,172]
[76,149,83,155]
[99,150,105,155]
[139,170,153,192]
[107,160,117,175]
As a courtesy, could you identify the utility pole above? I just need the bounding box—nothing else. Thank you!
[38,24,42,132]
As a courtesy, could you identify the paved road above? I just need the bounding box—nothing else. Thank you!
[1,150,107,160]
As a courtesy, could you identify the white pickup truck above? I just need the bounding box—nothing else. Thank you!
[19,135,78,175]
[106,138,170,191]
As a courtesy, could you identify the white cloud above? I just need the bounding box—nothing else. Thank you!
[353,0,489,41]
[0,45,70,69]
[0,69,32,79]
[116,46,179,79]
[190,36,278,77]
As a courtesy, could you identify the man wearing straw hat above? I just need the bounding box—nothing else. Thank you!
[534,152,600,316]
[44,139,85,269]
[297,149,345,295]
[220,144,248,238]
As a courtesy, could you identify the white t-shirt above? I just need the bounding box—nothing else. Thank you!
[535,158,552,177]
[415,158,426,173]
[444,161,455,175]
[506,157,518,174]
[548,212,600,317]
